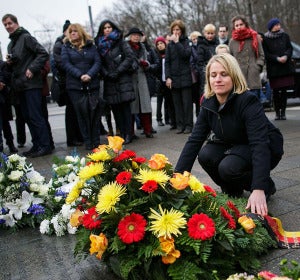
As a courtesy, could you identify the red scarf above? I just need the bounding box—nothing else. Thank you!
[231,28,259,57]
[129,41,140,50]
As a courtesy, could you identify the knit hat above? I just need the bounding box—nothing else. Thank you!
[125,27,143,37]
[63,20,71,33]
[155,36,167,46]
[267,18,280,31]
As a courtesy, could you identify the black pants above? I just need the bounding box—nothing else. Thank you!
[198,143,276,195]
[65,97,83,145]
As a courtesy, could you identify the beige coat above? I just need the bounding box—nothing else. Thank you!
[229,36,265,90]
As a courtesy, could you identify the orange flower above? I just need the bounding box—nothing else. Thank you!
[89,233,108,259]
[170,171,190,190]
[159,236,181,264]
[107,136,124,152]
[69,209,84,227]
[148,154,169,170]
[238,215,256,234]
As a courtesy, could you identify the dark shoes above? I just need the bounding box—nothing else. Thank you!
[145,133,154,138]
[157,121,165,126]
[124,135,132,144]
[176,129,184,134]
[23,146,52,158]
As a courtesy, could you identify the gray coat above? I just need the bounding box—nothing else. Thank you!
[130,43,152,114]
[131,67,152,114]
[229,36,264,90]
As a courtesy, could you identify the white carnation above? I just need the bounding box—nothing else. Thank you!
[40,220,51,234]
[67,222,77,234]
[8,170,24,181]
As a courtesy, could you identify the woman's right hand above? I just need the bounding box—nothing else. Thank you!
[246,189,268,216]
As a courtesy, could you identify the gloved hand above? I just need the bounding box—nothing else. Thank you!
[107,71,119,80]
[139,60,150,69]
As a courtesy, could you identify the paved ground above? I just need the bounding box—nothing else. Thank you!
[0,99,300,280]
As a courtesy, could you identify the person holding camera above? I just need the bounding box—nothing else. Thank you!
[2,14,52,158]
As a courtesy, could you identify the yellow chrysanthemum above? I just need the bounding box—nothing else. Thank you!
[149,205,186,238]
[96,182,127,214]
[88,150,112,162]
[66,180,84,204]
[78,162,105,180]
[135,168,170,187]
[188,175,205,193]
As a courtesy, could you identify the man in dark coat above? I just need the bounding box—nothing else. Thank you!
[2,14,51,157]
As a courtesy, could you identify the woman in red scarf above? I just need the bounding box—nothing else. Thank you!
[229,15,265,98]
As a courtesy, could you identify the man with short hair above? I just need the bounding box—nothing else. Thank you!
[218,25,229,45]
[2,13,52,157]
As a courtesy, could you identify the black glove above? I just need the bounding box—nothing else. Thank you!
[107,71,119,80]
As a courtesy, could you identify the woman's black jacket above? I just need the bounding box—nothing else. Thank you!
[61,40,101,91]
[99,40,136,104]
[165,35,192,89]
[175,91,283,192]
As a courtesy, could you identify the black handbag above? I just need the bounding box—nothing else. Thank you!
[50,76,67,107]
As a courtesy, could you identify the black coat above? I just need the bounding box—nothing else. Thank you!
[7,27,48,92]
[263,31,294,79]
[99,40,136,104]
[61,40,101,91]
[165,35,192,88]
[175,91,283,191]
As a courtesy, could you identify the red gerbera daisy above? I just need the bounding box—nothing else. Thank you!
[117,213,147,244]
[141,180,158,193]
[187,213,216,240]
[82,206,102,230]
[204,185,217,197]
[132,157,147,164]
[113,150,136,162]
[116,171,132,185]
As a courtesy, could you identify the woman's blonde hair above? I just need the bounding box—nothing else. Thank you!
[204,53,248,98]
[203,23,216,33]
[189,31,201,40]
[63,23,93,49]
[215,44,230,54]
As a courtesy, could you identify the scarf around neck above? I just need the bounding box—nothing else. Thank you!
[264,29,284,39]
[231,27,259,57]
[97,29,120,56]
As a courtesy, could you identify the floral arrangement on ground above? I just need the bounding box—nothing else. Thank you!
[56,136,277,280]
[3,137,298,280]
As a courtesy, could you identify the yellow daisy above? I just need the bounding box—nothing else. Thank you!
[149,205,186,238]
[96,182,127,214]
[66,180,84,204]
[188,175,205,193]
[88,150,112,162]
[135,168,170,188]
[78,162,105,180]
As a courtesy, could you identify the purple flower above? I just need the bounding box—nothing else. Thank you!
[55,190,67,198]
[28,204,45,215]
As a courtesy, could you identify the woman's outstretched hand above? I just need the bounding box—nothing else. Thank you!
[246,189,268,216]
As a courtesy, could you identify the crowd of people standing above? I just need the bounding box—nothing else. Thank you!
[0,13,295,158]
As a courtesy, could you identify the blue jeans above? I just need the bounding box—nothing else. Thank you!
[20,88,50,149]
